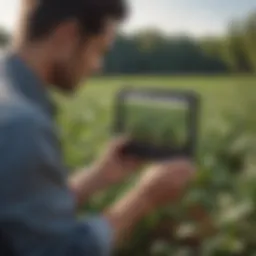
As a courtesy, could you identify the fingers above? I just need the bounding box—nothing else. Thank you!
[145,158,195,186]
[166,160,195,182]
[111,135,131,149]
[154,158,194,172]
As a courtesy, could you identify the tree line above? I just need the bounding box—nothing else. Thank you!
[104,11,256,74]
[0,11,255,74]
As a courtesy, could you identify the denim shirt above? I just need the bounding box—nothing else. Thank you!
[0,53,113,256]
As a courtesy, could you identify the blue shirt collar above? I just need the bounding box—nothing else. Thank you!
[4,52,56,117]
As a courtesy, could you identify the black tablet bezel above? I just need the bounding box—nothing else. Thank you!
[113,87,200,160]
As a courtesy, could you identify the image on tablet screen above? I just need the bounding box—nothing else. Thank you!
[124,94,188,149]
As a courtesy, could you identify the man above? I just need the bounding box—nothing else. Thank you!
[0,0,194,255]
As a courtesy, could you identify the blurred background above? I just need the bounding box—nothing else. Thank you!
[0,0,256,255]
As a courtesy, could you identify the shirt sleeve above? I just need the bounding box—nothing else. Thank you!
[66,217,114,256]
[0,112,113,256]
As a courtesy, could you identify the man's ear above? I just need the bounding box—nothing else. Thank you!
[52,20,81,48]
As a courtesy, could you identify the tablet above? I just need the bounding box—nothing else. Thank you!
[113,87,200,160]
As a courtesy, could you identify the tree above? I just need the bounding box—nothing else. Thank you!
[0,27,10,48]
[243,11,256,72]
[221,21,252,73]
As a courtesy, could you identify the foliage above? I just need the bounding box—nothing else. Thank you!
[57,76,256,255]
[104,34,228,75]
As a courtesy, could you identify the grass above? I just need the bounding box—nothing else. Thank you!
[74,75,253,118]
[58,75,255,152]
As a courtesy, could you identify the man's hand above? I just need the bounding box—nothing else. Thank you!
[136,159,195,209]
[69,137,143,206]
[104,159,195,244]
[94,137,143,184]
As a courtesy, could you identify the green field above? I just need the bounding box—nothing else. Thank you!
[57,75,254,166]
[61,74,253,122]
[57,76,255,255]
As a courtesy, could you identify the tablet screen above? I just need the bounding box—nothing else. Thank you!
[123,93,189,150]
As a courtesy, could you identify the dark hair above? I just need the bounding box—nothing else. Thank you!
[25,0,127,40]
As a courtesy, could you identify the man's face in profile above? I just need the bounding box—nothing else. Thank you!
[49,19,117,92]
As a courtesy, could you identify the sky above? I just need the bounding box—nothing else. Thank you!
[0,0,255,37]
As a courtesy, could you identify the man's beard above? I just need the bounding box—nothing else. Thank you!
[50,63,77,94]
